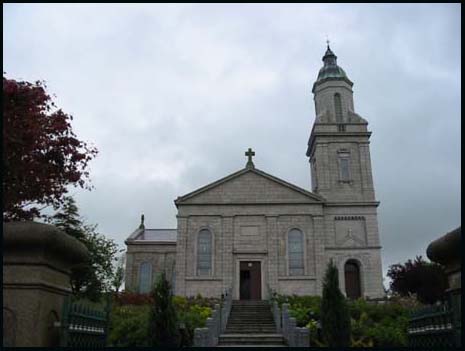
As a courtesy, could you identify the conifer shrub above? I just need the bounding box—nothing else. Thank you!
[148,272,179,347]
[320,260,351,347]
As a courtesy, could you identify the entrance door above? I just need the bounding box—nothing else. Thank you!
[239,261,261,300]
[344,260,362,299]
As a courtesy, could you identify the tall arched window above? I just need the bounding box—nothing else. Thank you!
[288,229,304,276]
[197,229,212,276]
[334,93,343,123]
[344,260,362,299]
[139,262,152,293]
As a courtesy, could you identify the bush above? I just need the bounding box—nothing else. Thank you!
[108,305,150,346]
[114,291,153,306]
[109,292,216,347]
[177,305,212,346]
[272,292,421,348]
[271,294,322,324]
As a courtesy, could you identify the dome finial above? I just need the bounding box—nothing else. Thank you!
[322,40,337,66]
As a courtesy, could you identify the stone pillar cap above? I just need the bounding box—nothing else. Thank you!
[426,226,461,266]
[3,221,89,264]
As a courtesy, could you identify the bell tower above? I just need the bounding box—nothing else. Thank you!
[307,44,377,203]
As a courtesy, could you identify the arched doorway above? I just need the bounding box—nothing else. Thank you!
[344,260,362,299]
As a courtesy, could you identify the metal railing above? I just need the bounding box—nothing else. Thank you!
[408,303,456,348]
[59,295,111,347]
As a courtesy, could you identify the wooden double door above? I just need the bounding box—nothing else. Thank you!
[239,261,262,300]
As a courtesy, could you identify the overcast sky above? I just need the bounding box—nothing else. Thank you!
[4,3,461,283]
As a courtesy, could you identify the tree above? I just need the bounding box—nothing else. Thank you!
[387,255,448,304]
[3,76,98,221]
[148,272,179,347]
[112,253,126,293]
[320,260,351,347]
[51,196,120,301]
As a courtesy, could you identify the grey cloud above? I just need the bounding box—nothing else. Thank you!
[4,3,460,285]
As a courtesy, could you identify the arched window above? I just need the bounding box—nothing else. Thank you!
[344,260,362,299]
[139,262,152,293]
[334,93,343,123]
[288,229,304,276]
[197,229,212,276]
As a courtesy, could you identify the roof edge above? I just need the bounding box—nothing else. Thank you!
[175,166,325,206]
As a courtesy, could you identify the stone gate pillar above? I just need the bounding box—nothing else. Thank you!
[3,221,89,347]
[426,226,461,348]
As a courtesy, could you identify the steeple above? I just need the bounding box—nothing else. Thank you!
[307,45,375,202]
[313,44,352,93]
[322,43,337,66]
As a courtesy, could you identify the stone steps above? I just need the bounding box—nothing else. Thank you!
[218,334,285,346]
[225,328,278,334]
[219,300,285,346]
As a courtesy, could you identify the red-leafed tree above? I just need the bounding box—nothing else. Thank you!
[387,255,448,304]
[3,76,98,221]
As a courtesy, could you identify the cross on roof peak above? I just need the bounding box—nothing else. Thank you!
[245,148,255,169]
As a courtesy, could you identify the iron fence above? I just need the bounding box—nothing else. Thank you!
[59,295,111,347]
[408,304,456,348]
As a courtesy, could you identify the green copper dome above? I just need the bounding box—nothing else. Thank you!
[313,45,353,91]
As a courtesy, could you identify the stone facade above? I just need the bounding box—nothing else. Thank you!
[124,46,385,300]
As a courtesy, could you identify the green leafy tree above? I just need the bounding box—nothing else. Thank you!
[321,259,351,347]
[112,254,126,293]
[51,196,120,301]
[148,272,179,347]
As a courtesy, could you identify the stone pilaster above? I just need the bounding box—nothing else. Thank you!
[266,215,279,295]
[313,216,326,295]
[222,216,234,290]
[174,216,188,296]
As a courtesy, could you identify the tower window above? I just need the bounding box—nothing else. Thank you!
[338,156,351,182]
[334,93,343,123]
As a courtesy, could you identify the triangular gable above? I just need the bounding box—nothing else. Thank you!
[175,167,325,206]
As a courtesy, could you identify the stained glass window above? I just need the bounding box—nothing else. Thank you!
[288,229,304,276]
[197,229,212,276]
[139,262,152,293]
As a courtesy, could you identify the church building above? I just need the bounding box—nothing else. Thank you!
[124,45,385,300]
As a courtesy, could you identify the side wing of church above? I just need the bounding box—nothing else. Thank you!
[125,46,385,300]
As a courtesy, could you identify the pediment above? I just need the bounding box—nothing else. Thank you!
[175,167,324,206]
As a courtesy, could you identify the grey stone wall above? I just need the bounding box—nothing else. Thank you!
[125,242,176,292]
[171,173,384,299]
